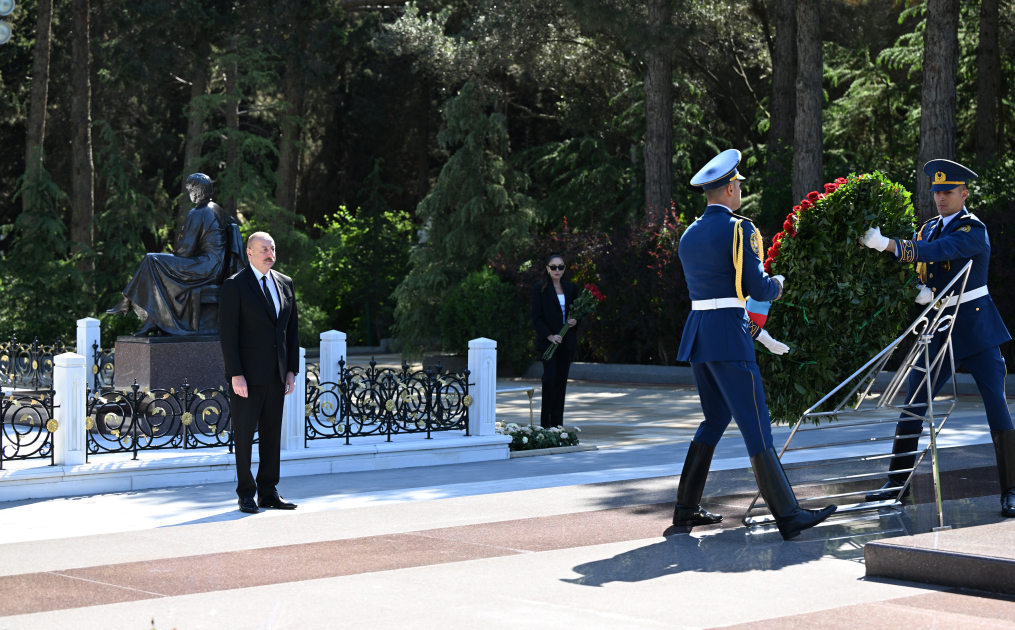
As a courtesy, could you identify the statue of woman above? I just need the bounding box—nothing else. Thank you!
[106,173,245,336]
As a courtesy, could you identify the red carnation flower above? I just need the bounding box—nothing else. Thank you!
[800,199,813,210]
[806,191,820,202]
[792,205,802,214]
[773,232,783,243]
[835,177,847,184]
[783,219,794,232]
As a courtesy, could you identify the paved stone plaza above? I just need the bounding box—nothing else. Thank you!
[1,376,1014,628]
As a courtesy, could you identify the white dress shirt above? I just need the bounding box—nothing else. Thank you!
[252,266,280,317]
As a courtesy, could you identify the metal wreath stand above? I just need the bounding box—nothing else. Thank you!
[743,261,974,533]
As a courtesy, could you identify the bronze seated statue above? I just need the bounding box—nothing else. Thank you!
[107,173,245,336]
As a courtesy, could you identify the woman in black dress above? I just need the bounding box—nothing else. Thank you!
[531,253,579,428]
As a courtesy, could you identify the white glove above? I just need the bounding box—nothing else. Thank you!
[861,226,891,251]
[915,284,934,305]
[772,275,785,290]
[757,329,790,355]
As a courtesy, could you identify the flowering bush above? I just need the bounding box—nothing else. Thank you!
[759,173,917,423]
[495,422,581,451]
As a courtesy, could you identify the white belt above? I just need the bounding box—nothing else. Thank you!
[940,285,989,308]
[692,297,747,311]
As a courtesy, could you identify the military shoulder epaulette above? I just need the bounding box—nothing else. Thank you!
[958,213,985,228]
[730,212,755,224]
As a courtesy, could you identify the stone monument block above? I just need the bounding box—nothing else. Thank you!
[113,335,227,392]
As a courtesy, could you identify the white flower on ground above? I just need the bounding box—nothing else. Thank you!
[522,437,528,444]
[561,432,568,439]
[575,426,581,432]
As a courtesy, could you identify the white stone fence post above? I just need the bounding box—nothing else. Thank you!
[76,317,101,389]
[280,347,307,451]
[319,330,346,386]
[53,353,87,466]
[467,338,496,436]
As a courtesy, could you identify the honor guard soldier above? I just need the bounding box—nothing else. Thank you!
[673,149,838,540]
[861,159,1014,516]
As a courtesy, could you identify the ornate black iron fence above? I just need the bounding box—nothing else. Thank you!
[0,390,57,468]
[305,359,472,445]
[91,342,115,392]
[86,381,232,461]
[0,336,67,391]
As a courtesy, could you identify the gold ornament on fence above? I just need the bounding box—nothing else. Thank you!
[46,419,58,432]
[92,365,99,375]
[104,413,119,428]
[181,412,194,426]
[463,395,474,407]
[384,399,396,412]
[85,417,95,430]
[305,404,313,418]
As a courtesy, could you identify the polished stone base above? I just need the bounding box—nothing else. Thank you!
[865,519,1015,595]
[113,335,227,392]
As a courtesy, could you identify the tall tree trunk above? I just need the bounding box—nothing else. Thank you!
[24,0,54,208]
[71,0,94,262]
[643,0,673,225]
[975,0,999,167]
[177,54,209,233]
[417,79,430,203]
[915,0,959,222]
[792,0,821,205]
[274,57,304,230]
[224,57,240,218]
[767,0,795,183]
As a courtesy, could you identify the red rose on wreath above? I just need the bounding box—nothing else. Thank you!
[800,199,813,210]
[824,183,838,194]
[806,191,820,202]
[835,177,847,184]
[792,205,802,213]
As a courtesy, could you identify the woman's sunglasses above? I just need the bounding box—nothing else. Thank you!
[547,265,566,271]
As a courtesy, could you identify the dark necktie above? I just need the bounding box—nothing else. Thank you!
[930,220,943,241]
[261,276,276,319]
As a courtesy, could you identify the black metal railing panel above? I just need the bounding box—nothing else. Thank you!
[0,336,67,391]
[305,358,472,445]
[91,342,115,392]
[86,382,233,461]
[0,390,56,468]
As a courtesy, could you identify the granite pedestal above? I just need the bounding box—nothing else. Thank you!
[113,335,227,392]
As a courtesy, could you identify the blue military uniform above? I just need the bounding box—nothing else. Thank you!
[672,149,837,538]
[867,159,1015,515]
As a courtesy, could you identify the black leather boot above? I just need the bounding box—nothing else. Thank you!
[106,296,132,316]
[673,441,722,526]
[865,426,923,502]
[752,447,837,540]
[991,430,1015,518]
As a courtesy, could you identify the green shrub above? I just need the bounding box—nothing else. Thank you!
[759,172,918,423]
[495,422,581,451]
[438,268,533,374]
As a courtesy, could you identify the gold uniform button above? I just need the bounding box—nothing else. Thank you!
[929,274,934,278]
[977,308,980,311]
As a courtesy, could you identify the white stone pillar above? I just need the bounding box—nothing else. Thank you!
[76,317,101,389]
[319,330,346,385]
[53,353,87,466]
[467,338,497,436]
[280,347,307,451]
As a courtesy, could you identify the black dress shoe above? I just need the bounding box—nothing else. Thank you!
[672,504,722,526]
[257,491,297,510]
[1002,488,1015,518]
[865,479,911,503]
[238,497,259,513]
[776,505,837,540]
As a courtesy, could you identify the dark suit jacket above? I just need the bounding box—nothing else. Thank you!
[219,267,300,385]
[532,279,580,352]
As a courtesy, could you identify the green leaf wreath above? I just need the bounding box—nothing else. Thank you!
[758,172,919,423]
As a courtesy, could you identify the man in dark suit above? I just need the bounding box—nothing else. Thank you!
[219,231,300,514]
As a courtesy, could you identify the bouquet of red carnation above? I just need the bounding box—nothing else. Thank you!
[543,284,606,360]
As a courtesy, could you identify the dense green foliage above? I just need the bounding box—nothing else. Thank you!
[438,268,531,373]
[759,173,918,423]
[0,0,1011,365]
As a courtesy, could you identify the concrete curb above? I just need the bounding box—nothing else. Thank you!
[509,444,599,458]
[524,362,1015,395]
